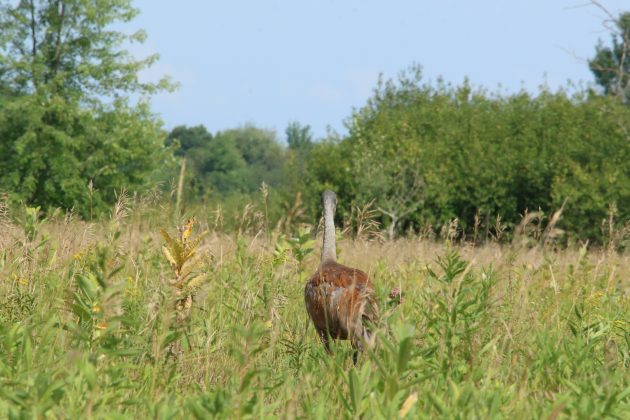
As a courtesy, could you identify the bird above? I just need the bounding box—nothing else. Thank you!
[304,190,378,364]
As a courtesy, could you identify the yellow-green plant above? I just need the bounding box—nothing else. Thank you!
[160,217,207,324]
[70,245,124,353]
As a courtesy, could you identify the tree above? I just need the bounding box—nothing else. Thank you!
[345,67,431,238]
[218,125,287,191]
[165,124,291,199]
[165,125,245,198]
[167,125,213,157]
[325,63,630,244]
[589,2,630,102]
[370,166,424,240]
[0,0,169,100]
[286,121,313,153]
[0,0,173,216]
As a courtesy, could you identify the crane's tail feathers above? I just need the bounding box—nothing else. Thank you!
[362,327,377,349]
[355,298,378,350]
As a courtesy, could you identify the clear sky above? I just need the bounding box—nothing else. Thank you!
[129,0,628,139]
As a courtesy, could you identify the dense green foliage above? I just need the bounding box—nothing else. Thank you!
[166,124,289,199]
[165,61,630,244]
[0,208,628,417]
[324,68,630,243]
[0,0,172,217]
[1,0,630,245]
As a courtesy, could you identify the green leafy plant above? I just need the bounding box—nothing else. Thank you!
[422,250,496,378]
[69,245,124,354]
[274,227,315,273]
[286,228,315,270]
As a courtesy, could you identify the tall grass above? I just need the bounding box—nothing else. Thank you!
[0,199,629,418]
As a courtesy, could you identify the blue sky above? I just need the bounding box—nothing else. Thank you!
[130,0,628,139]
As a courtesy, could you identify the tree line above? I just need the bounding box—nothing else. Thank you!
[1,0,630,244]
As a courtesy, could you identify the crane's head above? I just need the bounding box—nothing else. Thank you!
[322,190,337,212]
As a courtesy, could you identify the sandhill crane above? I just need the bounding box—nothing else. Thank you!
[304,190,378,364]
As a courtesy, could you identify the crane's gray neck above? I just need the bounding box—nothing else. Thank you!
[321,191,337,265]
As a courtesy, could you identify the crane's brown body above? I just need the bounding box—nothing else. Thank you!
[305,262,378,352]
[305,191,378,361]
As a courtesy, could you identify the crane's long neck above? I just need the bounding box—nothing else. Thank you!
[321,200,336,265]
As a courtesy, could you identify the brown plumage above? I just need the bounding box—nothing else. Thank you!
[304,191,378,363]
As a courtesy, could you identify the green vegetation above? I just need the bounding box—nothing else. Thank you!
[165,71,630,245]
[1,2,630,245]
[0,0,173,217]
[589,9,630,102]
[334,69,630,244]
[0,203,628,418]
[1,2,630,417]
[166,124,288,199]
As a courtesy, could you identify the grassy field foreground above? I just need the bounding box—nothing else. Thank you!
[0,202,629,418]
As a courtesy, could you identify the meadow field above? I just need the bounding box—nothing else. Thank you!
[0,198,629,419]
[3,1,630,418]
